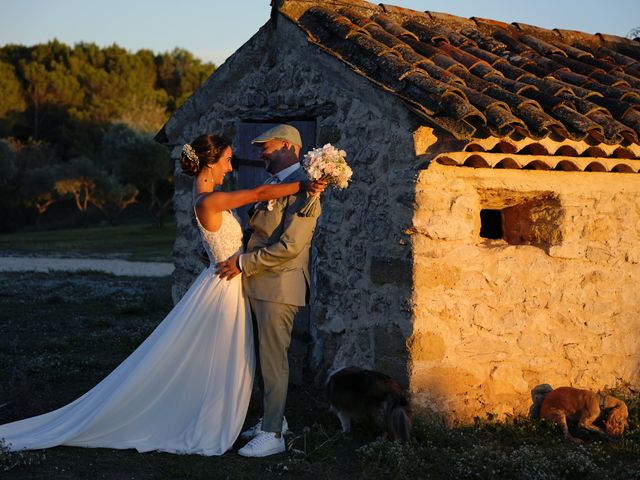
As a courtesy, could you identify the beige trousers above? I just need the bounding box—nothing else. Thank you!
[249,297,300,433]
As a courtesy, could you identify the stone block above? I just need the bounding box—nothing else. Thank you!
[414,262,461,290]
[370,256,412,286]
[407,331,446,362]
[410,366,481,397]
[489,364,529,394]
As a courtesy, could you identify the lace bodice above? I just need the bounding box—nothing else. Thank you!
[194,209,244,264]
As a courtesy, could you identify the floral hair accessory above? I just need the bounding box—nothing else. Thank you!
[182,144,199,170]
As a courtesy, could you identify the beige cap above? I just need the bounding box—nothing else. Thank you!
[251,124,302,147]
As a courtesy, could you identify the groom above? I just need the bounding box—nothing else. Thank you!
[216,124,323,457]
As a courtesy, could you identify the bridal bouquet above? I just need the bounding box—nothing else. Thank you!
[298,143,352,217]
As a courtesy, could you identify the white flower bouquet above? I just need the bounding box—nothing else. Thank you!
[298,143,352,217]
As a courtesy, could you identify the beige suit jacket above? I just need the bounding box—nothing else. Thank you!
[240,168,321,306]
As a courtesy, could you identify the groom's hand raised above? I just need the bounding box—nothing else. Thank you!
[216,254,241,280]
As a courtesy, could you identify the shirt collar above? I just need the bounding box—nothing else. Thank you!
[273,163,301,182]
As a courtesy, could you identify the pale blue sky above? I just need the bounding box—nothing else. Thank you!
[1,0,638,66]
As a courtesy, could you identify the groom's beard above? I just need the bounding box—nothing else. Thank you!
[262,153,290,175]
[261,156,275,174]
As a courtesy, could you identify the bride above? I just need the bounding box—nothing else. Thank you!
[0,133,324,456]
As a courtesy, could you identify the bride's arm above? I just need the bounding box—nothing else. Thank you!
[199,183,302,214]
[197,182,308,213]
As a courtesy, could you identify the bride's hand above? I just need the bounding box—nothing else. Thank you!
[304,180,327,196]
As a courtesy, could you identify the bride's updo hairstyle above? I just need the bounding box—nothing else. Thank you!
[179,134,231,177]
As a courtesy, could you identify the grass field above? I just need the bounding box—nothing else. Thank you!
[0,224,176,262]
[1,272,639,479]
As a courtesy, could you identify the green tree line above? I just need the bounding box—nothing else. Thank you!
[0,40,215,230]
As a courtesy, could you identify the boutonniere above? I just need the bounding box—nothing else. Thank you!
[256,199,276,211]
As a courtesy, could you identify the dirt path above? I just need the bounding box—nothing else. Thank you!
[0,256,174,277]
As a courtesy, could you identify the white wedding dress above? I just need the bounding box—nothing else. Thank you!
[0,210,255,456]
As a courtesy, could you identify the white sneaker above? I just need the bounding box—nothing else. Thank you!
[237,431,285,457]
[239,417,289,441]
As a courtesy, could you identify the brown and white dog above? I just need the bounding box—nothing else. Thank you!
[532,385,629,444]
[326,367,412,442]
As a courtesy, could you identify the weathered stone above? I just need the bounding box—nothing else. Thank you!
[413,126,438,155]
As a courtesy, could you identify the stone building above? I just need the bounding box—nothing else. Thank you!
[157,0,640,421]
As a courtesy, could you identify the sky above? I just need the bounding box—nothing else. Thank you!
[1,0,639,67]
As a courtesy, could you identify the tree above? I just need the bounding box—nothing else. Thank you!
[0,41,220,230]
[54,156,138,224]
[1,41,211,147]
[0,139,17,184]
[119,93,168,133]
[100,122,141,174]
[19,58,83,140]
[72,45,167,131]
[103,127,173,227]
[20,167,58,226]
[0,60,26,136]
[54,157,101,215]
[91,174,139,224]
[119,135,173,227]
[5,138,57,226]
[155,48,215,111]
[11,138,58,173]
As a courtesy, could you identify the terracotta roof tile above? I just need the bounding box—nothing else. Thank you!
[598,47,640,69]
[434,151,640,172]
[575,55,624,74]
[519,35,567,57]
[518,76,572,96]
[588,110,638,143]
[553,29,597,45]
[491,61,533,81]
[483,74,537,95]
[612,71,640,90]
[471,16,511,31]
[551,40,594,60]
[286,0,640,148]
[426,11,476,28]
[402,20,473,47]
[460,28,508,54]
[551,55,621,83]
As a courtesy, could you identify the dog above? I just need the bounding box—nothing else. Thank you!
[532,385,629,444]
[326,366,412,442]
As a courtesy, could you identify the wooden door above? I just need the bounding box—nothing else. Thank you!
[234,120,316,385]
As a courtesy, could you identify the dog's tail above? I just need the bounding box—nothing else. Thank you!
[388,405,412,442]
[324,367,346,406]
[529,384,553,419]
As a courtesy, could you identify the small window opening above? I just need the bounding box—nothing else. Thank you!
[480,209,503,239]
[476,190,564,251]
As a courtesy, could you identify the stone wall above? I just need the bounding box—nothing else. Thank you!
[165,15,420,384]
[409,162,640,422]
